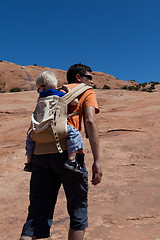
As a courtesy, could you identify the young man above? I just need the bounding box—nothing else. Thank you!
[19,64,102,240]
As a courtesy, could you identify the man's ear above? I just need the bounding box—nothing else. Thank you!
[75,74,81,83]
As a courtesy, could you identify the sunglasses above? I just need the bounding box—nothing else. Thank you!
[80,74,92,80]
[37,85,45,93]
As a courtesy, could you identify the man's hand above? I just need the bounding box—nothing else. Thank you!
[91,161,102,186]
[58,85,70,93]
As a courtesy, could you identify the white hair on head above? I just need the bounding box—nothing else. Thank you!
[36,71,58,89]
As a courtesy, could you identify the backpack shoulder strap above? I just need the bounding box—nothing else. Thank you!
[62,83,92,105]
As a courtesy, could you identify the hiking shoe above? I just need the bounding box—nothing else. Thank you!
[23,162,32,172]
[64,160,84,174]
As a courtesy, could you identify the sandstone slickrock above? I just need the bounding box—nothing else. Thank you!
[0,89,160,239]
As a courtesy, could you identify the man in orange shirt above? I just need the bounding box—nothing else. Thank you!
[66,64,102,240]
[67,64,102,185]
[20,64,102,240]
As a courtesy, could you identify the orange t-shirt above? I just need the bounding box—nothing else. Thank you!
[67,83,100,131]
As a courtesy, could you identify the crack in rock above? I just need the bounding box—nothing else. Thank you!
[107,129,145,133]
[127,216,155,221]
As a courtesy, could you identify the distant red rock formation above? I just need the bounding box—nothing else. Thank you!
[0,61,138,92]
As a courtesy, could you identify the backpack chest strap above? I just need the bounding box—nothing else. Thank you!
[62,83,92,105]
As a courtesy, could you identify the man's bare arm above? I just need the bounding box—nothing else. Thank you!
[84,106,102,185]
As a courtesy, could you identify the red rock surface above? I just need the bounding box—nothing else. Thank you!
[1,88,160,240]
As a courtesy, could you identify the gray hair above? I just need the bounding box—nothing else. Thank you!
[36,71,58,89]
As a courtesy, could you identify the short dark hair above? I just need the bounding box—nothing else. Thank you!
[67,63,92,84]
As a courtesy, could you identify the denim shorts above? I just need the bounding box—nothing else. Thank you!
[21,151,88,239]
[67,125,83,152]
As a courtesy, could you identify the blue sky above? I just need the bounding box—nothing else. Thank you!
[1,0,160,83]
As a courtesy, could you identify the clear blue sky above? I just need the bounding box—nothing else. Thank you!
[1,0,160,83]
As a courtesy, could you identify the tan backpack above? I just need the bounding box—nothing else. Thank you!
[30,83,92,153]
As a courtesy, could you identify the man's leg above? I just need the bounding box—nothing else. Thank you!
[62,154,88,240]
[20,154,61,239]
[68,228,85,240]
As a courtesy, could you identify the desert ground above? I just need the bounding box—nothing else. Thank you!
[1,89,160,240]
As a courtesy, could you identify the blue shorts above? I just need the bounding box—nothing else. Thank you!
[21,151,88,239]
[67,125,83,153]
